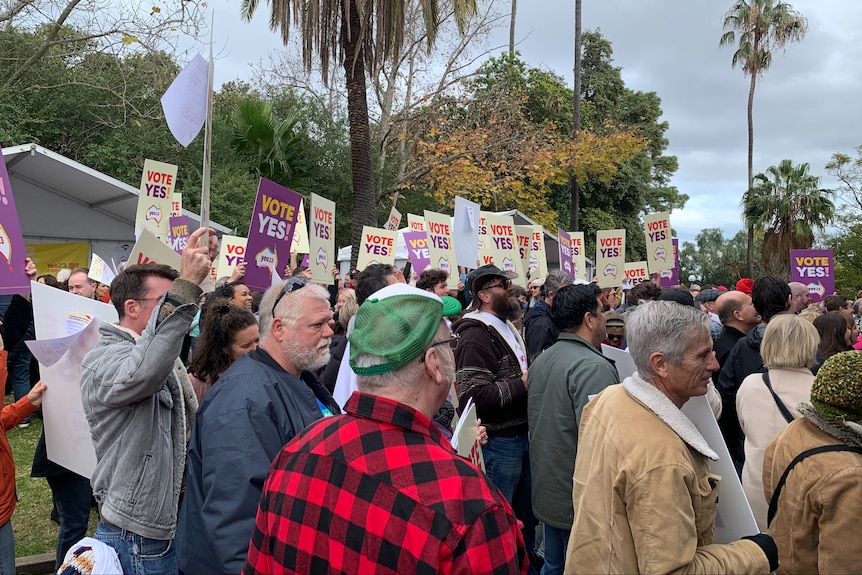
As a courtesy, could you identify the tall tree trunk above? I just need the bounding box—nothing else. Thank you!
[569,0,582,232]
[342,0,377,270]
[745,70,756,277]
[509,0,516,55]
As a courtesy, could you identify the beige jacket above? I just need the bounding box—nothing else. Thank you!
[764,406,862,574]
[736,366,813,530]
[565,377,770,574]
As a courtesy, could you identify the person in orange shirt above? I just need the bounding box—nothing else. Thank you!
[1,380,47,574]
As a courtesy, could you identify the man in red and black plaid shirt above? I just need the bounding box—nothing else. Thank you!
[243,284,527,575]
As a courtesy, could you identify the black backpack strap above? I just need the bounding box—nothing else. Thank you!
[767,443,862,526]
[761,371,796,424]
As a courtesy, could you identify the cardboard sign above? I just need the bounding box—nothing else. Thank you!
[658,238,680,287]
[292,198,310,254]
[88,253,116,286]
[571,231,586,282]
[245,178,303,291]
[407,213,426,232]
[383,206,401,232]
[403,231,432,275]
[0,148,31,295]
[643,212,674,274]
[453,197,480,270]
[596,229,626,289]
[169,216,191,255]
[30,280,120,478]
[623,261,649,289]
[557,229,573,279]
[424,211,459,289]
[309,194,336,285]
[135,159,177,239]
[515,225,532,281]
[527,225,549,282]
[790,249,834,302]
[128,228,181,271]
[478,212,522,283]
[451,398,485,471]
[170,193,182,217]
[356,226,397,270]
[215,235,247,280]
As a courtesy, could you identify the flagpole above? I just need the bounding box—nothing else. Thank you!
[199,13,214,237]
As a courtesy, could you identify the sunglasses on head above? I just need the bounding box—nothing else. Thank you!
[271,277,308,317]
[480,278,512,291]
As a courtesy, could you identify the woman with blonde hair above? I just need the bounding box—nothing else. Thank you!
[736,313,819,530]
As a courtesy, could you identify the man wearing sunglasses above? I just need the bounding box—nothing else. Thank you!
[244,284,527,574]
[454,264,539,571]
[177,276,341,575]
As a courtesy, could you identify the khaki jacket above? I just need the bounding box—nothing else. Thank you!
[764,406,862,574]
[566,377,770,574]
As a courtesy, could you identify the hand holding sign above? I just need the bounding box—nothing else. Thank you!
[180,227,213,285]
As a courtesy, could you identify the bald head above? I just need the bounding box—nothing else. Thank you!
[716,290,760,333]
[788,281,812,314]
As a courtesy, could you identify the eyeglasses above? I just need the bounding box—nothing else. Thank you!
[479,278,511,291]
[271,277,308,317]
[134,297,162,306]
[419,333,460,362]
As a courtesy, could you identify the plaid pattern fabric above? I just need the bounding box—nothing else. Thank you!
[243,392,527,575]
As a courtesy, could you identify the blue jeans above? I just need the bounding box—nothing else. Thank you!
[95,521,176,575]
[540,524,570,575]
[46,472,93,570]
[484,434,540,573]
[8,347,32,423]
[0,521,14,575]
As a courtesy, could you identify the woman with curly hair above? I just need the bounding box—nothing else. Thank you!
[187,299,259,402]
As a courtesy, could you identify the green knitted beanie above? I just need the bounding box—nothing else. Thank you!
[811,351,862,423]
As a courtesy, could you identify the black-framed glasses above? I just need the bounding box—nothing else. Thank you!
[134,297,162,306]
[271,277,308,317]
[479,278,511,291]
[419,333,460,362]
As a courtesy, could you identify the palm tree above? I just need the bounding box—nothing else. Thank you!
[241,0,477,268]
[720,0,807,277]
[231,98,308,189]
[569,0,582,232]
[742,159,834,278]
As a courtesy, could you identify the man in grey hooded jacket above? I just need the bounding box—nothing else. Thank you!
[80,226,212,575]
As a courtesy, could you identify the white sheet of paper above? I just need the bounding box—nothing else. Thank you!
[160,54,209,148]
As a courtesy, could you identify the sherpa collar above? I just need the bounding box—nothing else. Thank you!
[798,402,862,448]
[623,373,719,461]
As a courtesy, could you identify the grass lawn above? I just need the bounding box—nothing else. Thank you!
[6,394,99,558]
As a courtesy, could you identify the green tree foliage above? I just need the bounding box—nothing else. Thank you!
[567,30,687,260]
[743,158,834,278]
[720,0,807,276]
[819,216,862,296]
[826,144,862,214]
[679,228,760,288]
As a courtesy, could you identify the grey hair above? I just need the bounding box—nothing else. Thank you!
[627,301,711,380]
[543,269,573,296]
[356,321,449,391]
[258,282,330,338]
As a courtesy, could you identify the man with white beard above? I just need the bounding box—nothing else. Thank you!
[177,278,341,574]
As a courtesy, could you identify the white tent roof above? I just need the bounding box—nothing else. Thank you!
[2,143,231,244]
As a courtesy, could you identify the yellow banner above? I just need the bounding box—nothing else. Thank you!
[26,242,90,276]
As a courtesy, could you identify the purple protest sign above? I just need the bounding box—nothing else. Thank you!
[244,178,303,292]
[403,231,432,275]
[658,238,680,288]
[168,216,191,255]
[790,249,834,302]
[0,149,31,295]
[557,229,573,279]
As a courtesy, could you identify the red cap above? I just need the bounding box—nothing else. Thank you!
[736,278,754,295]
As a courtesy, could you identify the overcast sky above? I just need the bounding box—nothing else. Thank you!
[202,0,862,245]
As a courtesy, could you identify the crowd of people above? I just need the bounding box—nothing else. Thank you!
[3,235,862,574]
